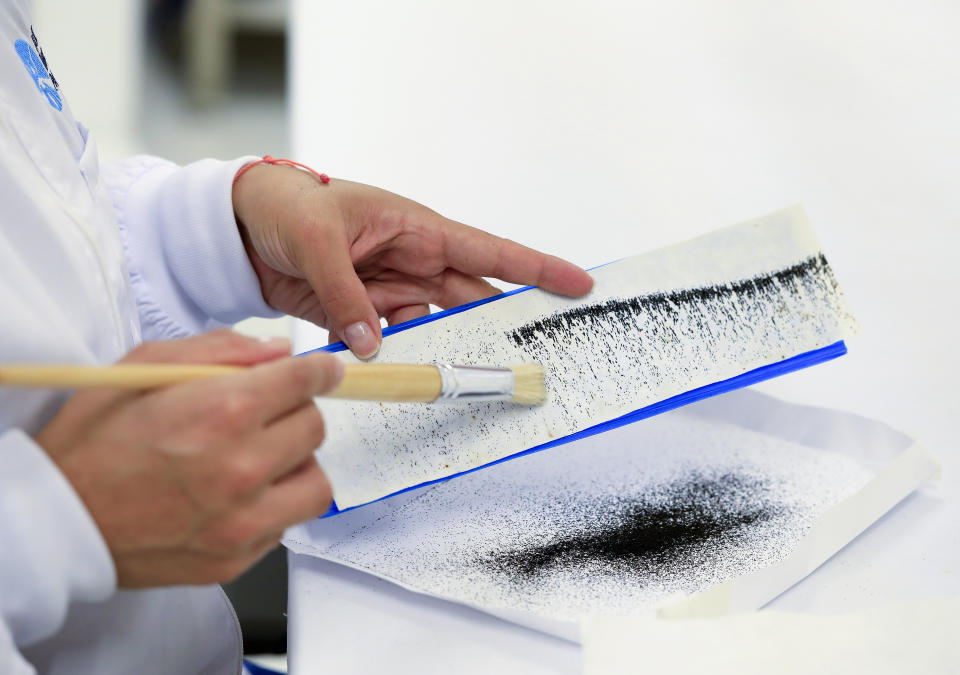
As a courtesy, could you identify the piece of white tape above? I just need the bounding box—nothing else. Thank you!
[583,597,959,675]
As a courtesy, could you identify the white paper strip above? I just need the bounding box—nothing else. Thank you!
[316,205,858,509]
[581,598,960,675]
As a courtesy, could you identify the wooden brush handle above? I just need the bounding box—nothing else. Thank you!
[0,364,241,389]
[331,364,441,402]
[0,363,444,403]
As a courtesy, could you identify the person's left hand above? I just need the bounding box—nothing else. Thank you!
[232,163,594,359]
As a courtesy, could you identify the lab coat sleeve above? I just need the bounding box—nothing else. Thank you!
[0,429,115,672]
[101,155,283,341]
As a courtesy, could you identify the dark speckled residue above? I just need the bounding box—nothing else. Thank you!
[503,253,852,424]
[507,254,840,352]
[479,471,783,584]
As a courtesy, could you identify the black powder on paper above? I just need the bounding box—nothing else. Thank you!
[507,254,840,352]
[479,471,783,585]
[498,252,851,425]
[318,414,873,622]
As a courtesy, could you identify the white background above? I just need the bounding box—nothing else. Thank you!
[289,0,958,672]
[30,0,143,158]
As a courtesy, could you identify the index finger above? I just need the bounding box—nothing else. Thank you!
[228,352,345,425]
[150,352,344,428]
[439,219,594,297]
[58,331,294,431]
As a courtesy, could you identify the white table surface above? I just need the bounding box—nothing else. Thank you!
[286,1,959,672]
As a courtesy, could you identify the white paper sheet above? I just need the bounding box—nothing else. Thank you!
[286,390,939,642]
[581,598,960,675]
[315,205,858,509]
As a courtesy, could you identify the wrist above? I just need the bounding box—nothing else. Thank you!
[231,162,274,230]
[232,156,331,229]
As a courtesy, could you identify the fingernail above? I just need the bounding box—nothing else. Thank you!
[257,336,292,352]
[344,321,380,359]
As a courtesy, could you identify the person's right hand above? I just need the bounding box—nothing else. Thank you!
[35,330,342,588]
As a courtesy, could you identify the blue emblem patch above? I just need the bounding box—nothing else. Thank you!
[15,37,62,111]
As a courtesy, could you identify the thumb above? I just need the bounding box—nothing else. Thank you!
[301,238,382,359]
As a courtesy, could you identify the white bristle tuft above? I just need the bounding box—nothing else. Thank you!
[509,364,546,405]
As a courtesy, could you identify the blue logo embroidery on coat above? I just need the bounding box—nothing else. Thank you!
[14,37,62,111]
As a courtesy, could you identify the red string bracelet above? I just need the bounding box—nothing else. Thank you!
[233,155,330,186]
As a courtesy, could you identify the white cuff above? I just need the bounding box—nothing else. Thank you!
[0,429,115,647]
[105,155,283,339]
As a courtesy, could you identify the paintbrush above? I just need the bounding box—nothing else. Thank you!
[0,363,546,405]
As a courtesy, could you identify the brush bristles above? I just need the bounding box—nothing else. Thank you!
[509,364,546,405]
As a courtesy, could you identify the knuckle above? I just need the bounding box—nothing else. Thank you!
[224,454,266,499]
[306,354,343,395]
[215,329,256,351]
[221,515,263,550]
[321,275,362,310]
[213,391,259,429]
[288,360,317,395]
[199,452,265,506]
[320,356,345,390]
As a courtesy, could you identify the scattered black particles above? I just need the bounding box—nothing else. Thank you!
[508,254,838,350]
[480,472,782,583]
[501,252,852,425]
[324,244,856,509]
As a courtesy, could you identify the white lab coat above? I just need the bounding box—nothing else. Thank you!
[0,2,280,672]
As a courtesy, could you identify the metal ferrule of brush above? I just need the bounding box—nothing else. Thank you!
[435,364,514,402]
